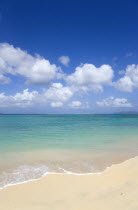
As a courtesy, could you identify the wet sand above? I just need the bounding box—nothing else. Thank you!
[0,157,138,210]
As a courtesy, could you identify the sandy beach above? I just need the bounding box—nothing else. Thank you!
[0,156,138,210]
[0,0,138,208]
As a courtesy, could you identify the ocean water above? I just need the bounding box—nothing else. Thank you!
[0,114,138,188]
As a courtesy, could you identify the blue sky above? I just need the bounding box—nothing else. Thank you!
[0,0,138,113]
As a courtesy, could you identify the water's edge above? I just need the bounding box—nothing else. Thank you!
[0,155,137,190]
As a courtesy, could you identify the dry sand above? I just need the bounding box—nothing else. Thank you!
[0,157,138,210]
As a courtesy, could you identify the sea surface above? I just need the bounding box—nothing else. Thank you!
[0,114,138,188]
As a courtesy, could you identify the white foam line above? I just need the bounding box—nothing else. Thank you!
[0,155,137,190]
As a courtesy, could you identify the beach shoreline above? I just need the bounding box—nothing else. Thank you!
[0,156,138,210]
[0,151,137,190]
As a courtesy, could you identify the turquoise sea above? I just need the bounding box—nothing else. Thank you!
[0,114,138,188]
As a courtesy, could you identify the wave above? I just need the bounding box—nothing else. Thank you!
[0,156,137,190]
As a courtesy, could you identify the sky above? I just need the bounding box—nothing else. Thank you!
[0,0,138,113]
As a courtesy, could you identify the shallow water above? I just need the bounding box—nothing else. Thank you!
[0,114,138,188]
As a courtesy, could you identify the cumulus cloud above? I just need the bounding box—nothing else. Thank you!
[114,64,138,92]
[51,102,63,108]
[44,83,73,107]
[0,43,64,85]
[0,89,39,108]
[97,97,132,108]
[66,64,114,92]
[69,101,82,108]
[1,42,137,112]
[69,101,89,109]
[58,56,70,66]
[0,82,75,108]
[0,43,115,94]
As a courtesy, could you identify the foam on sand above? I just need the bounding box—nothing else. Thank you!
[0,156,138,210]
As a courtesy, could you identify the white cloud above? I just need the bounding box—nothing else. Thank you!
[114,64,138,92]
[1,42,137,112]
[58,56,70,66]
[69,101,82,108]
[51,102,63,108]
[0,89,39,108]
[69,101,89,109]
[66,64,114,92]
[0,83,74,108]
[0,43,64,85]
[44,83,73,106]
[97,97,132,108]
